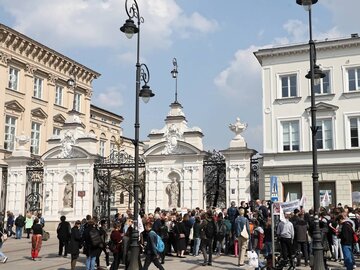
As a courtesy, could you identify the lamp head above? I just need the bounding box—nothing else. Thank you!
[171,68,178,79]
[139,84,155,103]
[120,19,138,39]
[296,0,318,11]
[67,76,76,88]
[305,64,326,85]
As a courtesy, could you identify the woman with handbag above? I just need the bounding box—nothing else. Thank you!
[234,208,250,266]
[174,215,187,258]
[0,221,8,263]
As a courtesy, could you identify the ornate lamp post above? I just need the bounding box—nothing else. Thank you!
[120,1,155,269]
[296,1,326,269]
[171,58,179,103]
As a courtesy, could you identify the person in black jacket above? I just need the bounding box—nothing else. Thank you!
[70,220,82,270]
[57,215,71,257]
[338,214,354,270]
[142,221,164,270]
[84,219,103,270]
[200,210,217,266]
[15,214,25,239]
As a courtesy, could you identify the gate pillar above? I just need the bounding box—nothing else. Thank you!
[222,118,256,207]
[5,135,32,215]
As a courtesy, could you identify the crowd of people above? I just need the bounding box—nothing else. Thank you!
[0,201,360,270]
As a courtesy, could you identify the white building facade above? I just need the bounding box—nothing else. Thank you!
[254,35,360,207]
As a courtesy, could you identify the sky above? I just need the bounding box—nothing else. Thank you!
[1,0,359,153]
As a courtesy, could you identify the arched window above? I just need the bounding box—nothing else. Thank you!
[120,192,125,204]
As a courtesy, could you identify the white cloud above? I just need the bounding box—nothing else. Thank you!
[93,86,124,109]
[214,45,262,99]
[0,0,218,51]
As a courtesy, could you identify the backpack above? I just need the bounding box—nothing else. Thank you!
[152,231,164,253]
[108,239,117,252]
[159,225,169,239]
[217,222,227,238]
[205,219,217,239]
[89,228,103,248]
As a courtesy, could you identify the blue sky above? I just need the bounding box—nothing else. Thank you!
[1,0,359,152]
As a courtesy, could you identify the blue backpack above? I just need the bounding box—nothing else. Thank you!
[151,231,164,253]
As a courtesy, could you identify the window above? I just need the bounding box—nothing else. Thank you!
[316,119,333,150]
[74,93,81,112]
[283,183,302,202]
[350,117,360,148]
[8,67,19,91]
[281,121,299,151]
[348,67,360,91]
[314,70,331,94]
[31,122,41,155]
[53,127,61,136]
[55,85,63,106]
[99,140,105,157]
[4,116,16,151]
[110,141,116,154]
[120,192,125,204]
[33,77,43,99]
[280,74,297,98]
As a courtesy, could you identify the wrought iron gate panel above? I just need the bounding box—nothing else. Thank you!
[203,150,226,208]
[26,158,44,212]
[1,167,7,213]
[94,150,145,220]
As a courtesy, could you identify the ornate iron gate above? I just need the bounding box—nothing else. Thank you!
[1,167,7,213]
[203,150,226,208]
[25,158,44,213]
[94,149,145,220]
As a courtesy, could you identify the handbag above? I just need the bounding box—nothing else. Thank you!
[247,250,259,267]
[1,230,7,242]
[240,225,249,240]
[189,227,194,240]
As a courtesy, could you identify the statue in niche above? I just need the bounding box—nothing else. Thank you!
[166,175,180,208]
[63,181,73,208]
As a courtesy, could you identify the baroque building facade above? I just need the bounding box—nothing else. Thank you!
[0,24,129,223]
[254,35,360,207]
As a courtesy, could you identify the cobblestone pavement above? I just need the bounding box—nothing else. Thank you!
[0,234,348,269]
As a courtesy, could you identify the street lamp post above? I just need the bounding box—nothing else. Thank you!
[296,1,326,269]
[120,1,155,269]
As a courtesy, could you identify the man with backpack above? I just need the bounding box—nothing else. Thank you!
[14,214,25,239]
[57,215,71,257]
[200,210,217,266]
[215,212,227,255]
[142,221,165,270]
[84,219,103,270]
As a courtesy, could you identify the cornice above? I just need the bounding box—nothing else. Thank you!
[254,37,360,65]
[0,24,101,84]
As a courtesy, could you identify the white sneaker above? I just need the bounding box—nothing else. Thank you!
[106,266,111,270]
[3,257,8,263]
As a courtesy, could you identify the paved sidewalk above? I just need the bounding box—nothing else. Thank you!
[0,235,347,269]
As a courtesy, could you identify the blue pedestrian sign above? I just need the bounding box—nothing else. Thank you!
[270,176,278,202]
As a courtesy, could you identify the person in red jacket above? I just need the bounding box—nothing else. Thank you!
[109,223,123,270]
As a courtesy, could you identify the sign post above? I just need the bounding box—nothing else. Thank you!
[270,176,278,202]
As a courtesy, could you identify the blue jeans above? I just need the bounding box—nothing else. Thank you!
[0,242,5,259]
[264,241,272,257]
[193,238,200,256]
[86,255,96,270]
[342,245,354,270]
[16,226,23,239]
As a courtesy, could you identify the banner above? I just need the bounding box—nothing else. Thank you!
[280,199,300,213]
